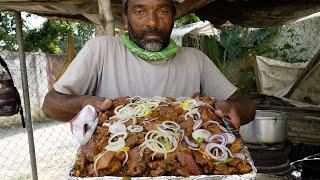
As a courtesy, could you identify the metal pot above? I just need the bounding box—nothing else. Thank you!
[240,110,287,144]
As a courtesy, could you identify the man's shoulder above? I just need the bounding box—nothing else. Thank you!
[177,47,208,62]
[179,46,205,56]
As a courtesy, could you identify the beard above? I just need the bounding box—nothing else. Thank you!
[127,21,173,52]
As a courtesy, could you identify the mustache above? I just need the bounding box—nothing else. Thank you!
[133,28,167,40]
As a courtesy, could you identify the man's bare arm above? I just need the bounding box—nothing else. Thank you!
[42,89,111,122]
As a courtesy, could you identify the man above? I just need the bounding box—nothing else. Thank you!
[42,0,256,129]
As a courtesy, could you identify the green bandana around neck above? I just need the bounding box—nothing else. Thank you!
[122,33,180,61]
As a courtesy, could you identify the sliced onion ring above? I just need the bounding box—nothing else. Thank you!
[188,146,200,151]
[108,132,128,144]
[162,121,180,131]
[205,143,233,161]
[207,133,227,145]
[108,123,127,134]
[184,136,199,148]
[225,133,236,144]
[105,139,125,152]
[127,125,143,133]
[193,119,202,130]
[192,129,212,141]
[93,151,107,176]
[233,152,246,160]
[123,151,129,166]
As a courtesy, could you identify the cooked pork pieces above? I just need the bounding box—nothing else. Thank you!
[72,94,252,177]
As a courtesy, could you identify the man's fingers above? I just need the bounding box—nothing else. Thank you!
[214,100,241,130]
[99,98,112,111]
[230,118,241,130]
[214,109,224,117]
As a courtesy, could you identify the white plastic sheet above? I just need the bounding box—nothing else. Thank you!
[255,56,308,97]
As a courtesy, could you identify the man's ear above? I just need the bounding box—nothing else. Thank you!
[122,12,128,29]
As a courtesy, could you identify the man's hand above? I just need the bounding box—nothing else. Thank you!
[214,100,241,130]
[82,97,112,112]
[213,91,256,129]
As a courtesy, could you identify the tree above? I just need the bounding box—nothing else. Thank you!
[0,11,18,51]
[0,11,94,54]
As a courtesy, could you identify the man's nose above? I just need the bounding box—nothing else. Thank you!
[146,11,158,28]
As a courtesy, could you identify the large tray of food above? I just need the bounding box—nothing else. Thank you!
[68,93,256,179]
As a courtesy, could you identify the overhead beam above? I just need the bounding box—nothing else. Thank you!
[175,0,215,19]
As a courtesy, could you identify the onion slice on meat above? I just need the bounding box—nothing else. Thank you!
[225,133,236,144]
[207,133,228,145]
[93,151,106,176]
[205,143,234,161]
[108,132,128,144]
[184,136,199,148]
[123,151,129,166]
[162,121,181,132]
[233,152,246,160]
[127,125,143,133]
[192,129,212,141]
[108,123,127,134]
[105,139,125,152]
[193,119,202,130]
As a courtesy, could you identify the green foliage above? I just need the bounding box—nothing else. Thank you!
[219,26,281,65]
[174,13,201,26]
[24,20,94,54]
[0,11,18,51]
[0,11,94,54]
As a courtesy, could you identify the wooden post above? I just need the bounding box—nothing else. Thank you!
[14,11,38,180]
[285,49,320,97]
[98,0,115,36]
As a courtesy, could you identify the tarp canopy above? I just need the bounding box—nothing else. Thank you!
[1,0,320,27]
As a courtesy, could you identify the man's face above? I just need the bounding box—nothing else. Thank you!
[123,0,175,52]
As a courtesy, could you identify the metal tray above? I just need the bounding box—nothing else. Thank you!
[67,146,257,180]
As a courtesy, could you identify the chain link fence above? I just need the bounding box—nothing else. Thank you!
[0,51,79,180]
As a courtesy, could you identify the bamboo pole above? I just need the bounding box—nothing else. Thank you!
[98,0,115,36]
[14,11,38,180]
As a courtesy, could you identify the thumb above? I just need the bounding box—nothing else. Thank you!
[214,109,224,118]
[98,98,112,111]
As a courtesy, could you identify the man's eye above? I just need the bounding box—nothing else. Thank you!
[158,8,170,15]
[160,10,168,14]
[135,10,144,15]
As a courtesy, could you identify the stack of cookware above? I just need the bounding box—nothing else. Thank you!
[240,110,291,175]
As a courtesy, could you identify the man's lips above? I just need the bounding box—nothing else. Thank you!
[144,33,161,40]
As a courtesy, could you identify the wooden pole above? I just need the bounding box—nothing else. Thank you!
[14,11,38,180]
[285,49,320,98]
[98,0,115,36]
